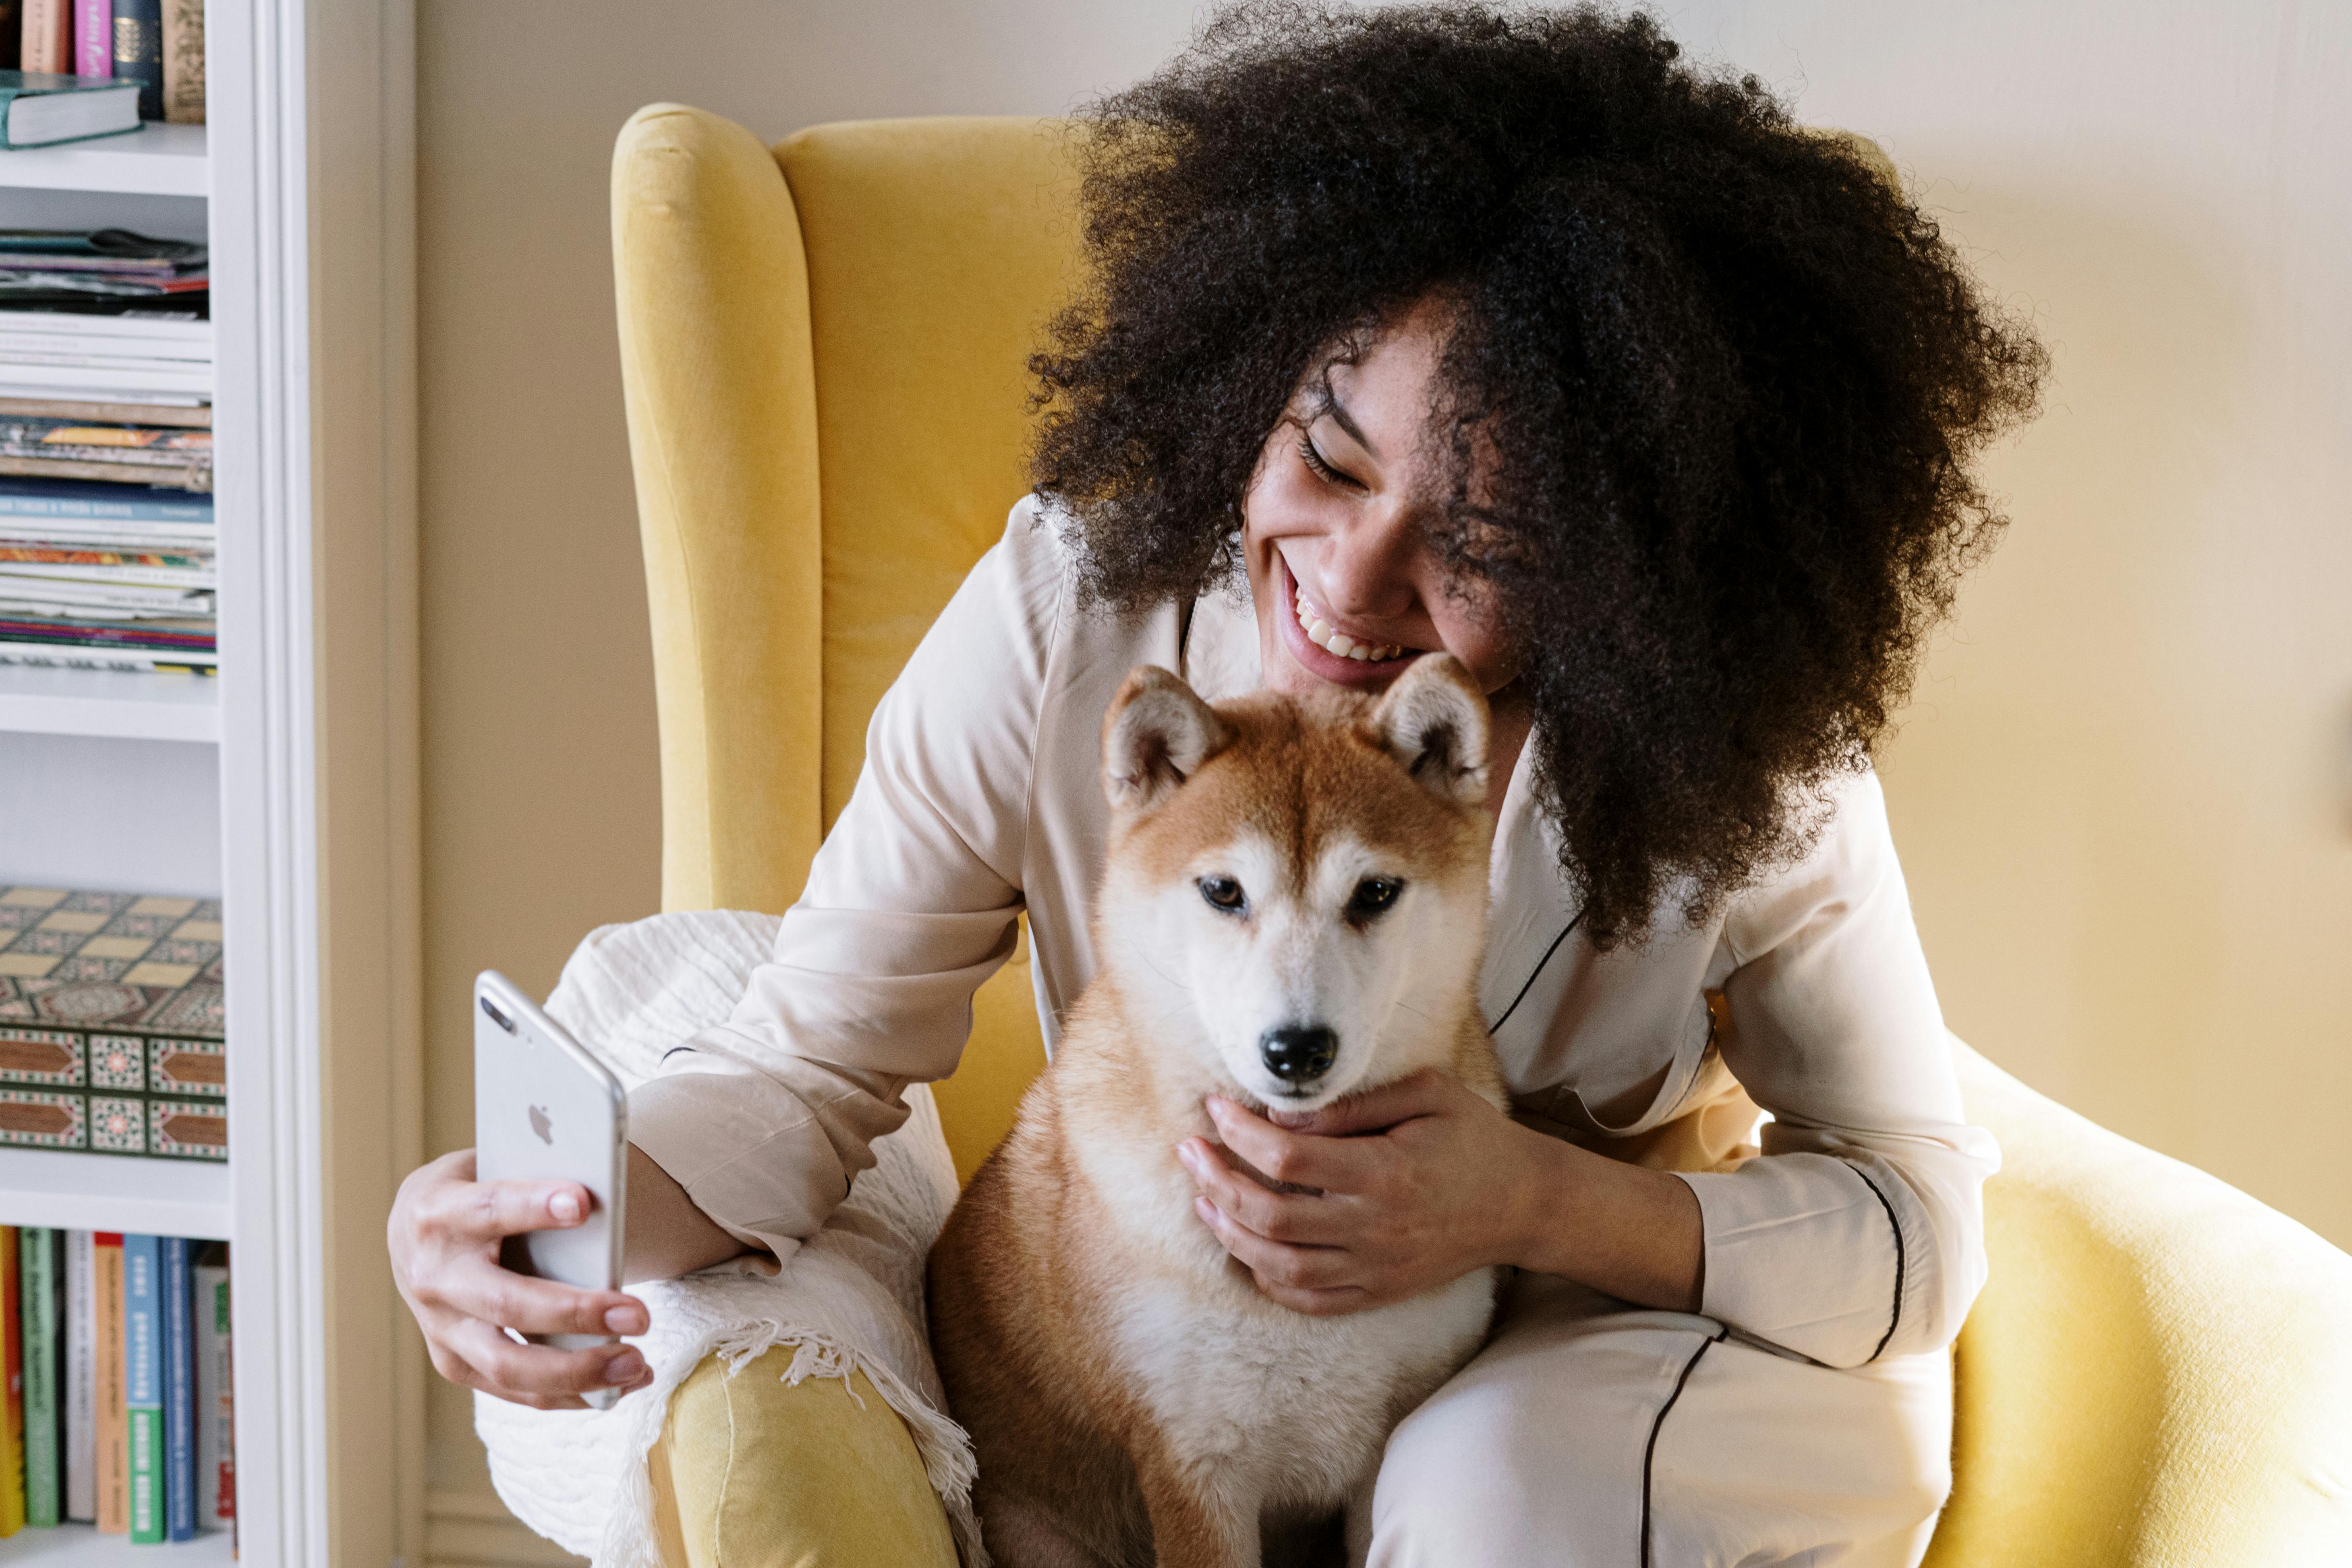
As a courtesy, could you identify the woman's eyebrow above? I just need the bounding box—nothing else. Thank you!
[1323,395,1381,461]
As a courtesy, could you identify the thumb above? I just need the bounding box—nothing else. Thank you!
[1278,1068,1455,1137]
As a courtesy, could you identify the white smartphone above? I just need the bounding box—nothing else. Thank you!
[472,969,630,1409]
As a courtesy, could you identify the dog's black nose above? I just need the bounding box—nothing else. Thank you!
[1260,1025,1339,1084]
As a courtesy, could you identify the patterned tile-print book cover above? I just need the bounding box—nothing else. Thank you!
[0,887,226,1161]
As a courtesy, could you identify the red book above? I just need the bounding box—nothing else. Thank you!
[70,0,107,75]
[1,1226,21,1536]
[19,0,68,73]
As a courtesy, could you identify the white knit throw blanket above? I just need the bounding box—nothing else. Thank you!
[472,911,984,1567]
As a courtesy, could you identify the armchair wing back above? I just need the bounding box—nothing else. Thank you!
[611,104,2352,1563]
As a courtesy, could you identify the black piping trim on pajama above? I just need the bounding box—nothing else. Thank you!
[1640,1327,1728,1568]
[1843,1159,1907,1363]
[1486,912,1583,1037]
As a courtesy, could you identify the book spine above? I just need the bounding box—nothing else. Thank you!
[159,1237,191,1539]
[108,0,160,119]
[157,0,197,123]
[21,0,68,73]
[21,1229,57,1527]
[0,1226,21,1537]
[122,1233,160,1542]
[0,641,217,674]
[191,1251,228,1530]
[93,1232,124,1534]
[62,1230,92,1522]
[70,0,105,74]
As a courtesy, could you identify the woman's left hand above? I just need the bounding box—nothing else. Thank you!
[1177,1069,1546,1316]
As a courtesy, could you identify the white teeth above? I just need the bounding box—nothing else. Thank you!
[1290,581,1407,663]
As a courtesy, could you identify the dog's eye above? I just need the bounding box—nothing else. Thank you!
[1347,877,1403,920]
[1198,876,1248,914]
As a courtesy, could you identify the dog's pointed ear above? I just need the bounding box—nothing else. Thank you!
[1103,665,1235,813]
[1370,654,1491,807]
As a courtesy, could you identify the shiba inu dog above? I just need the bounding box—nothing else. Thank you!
[928,654,1508,1568]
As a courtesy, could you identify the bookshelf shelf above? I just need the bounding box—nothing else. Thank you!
[0,1148,230,1240]
[0,123,209,197]
[0,1522,238,1560]
[0,665,220,742]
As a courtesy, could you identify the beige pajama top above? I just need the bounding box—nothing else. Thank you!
[629,496,2000,1371]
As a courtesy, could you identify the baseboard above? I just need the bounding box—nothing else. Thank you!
[423,1489,589,1568]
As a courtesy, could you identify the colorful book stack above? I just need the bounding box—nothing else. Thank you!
[0,1226,232,1542]
[0,226,215,673]
[6,0,204,130]
[0,886,226,1161]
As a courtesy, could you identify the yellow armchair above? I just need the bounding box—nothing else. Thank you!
[611,104,2352,1566]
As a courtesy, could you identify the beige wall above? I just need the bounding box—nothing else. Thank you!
[413,0,2350,1543]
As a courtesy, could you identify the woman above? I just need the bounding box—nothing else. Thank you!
[392,7,2045,1563]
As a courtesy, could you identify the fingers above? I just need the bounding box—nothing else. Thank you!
[1177,1139,1350,1245]
[1271,1069,1457,1137]
[424,1253,649,1338]
[1205,1098,1378,1192]
[441,1315,651,1402]
[1192,1196,1355,1292]
[414,1170,599,1243]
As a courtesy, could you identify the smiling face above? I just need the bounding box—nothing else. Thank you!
[1242,296,1517,702]
[1097,659,1494,1111]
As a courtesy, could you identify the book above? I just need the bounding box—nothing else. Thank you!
[0,396,211,427]
[0,473,213,524]
[18,0,65,75]
[122,1232,159,1542]
[0,68,137,147]
[62,1229,91,1522]
[0,888,228,1158]
[159,1235,190,1539]
[0,573,213,610]
[21,1227,57,1527]
[191,1243,227,1531]
[0,1226,21,1537]
[68,0,99,76]
[0,639,212,671]
[105,0,153,120]
[92,1231,123,1533]
[0,611,215,650]
[0,555,218,588]
[2,2,20,72]
[156,0,191,124]
[0,357,211,399]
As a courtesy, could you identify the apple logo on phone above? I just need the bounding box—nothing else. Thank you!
[529,1104,554,1145]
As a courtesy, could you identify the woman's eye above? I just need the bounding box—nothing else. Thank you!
[1297,432,1361,490]
[1198,876,1248,913]
[1347,877,1403,920]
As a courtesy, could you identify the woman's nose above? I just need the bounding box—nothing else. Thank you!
[1318,507,1419,621]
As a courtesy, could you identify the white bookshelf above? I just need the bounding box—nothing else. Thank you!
[0,2,423,1562]
[0,122,210,197]
[0,665,220,743]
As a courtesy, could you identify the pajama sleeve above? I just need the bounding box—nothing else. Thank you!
[1674,769,2000,1366]
[624,500,1067,1264]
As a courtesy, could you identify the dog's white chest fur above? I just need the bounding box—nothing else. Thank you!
[1088,1142,1498,1512]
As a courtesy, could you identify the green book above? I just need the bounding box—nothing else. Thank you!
[20,1228,58,1527]
[122,1234,162,1543]
[0,71,142,150]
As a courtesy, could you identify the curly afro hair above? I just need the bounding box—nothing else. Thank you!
[1030,3,2047,947]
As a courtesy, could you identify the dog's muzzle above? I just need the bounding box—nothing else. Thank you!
[1260,1024,1339,1086]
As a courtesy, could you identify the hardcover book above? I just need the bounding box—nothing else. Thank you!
[93,1231,123,1533]
[191,1242,228,1530]
[122,1232,160,1542]
[105,0,155,119]
[63,1228,92,1522]
[68,0,100,76]
[21,1226,58,1527]
[0,68,138,147]
[18,0,66,74]
[0,886,226,1162]
[0,1226,21,1536]
[159,1235,191,1539]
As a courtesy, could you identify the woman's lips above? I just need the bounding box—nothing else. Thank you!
[1271,554,1421,685]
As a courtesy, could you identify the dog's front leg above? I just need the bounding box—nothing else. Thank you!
[1135,1448,1262,1568]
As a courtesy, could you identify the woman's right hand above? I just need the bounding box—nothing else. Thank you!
[388,1149,653,1409]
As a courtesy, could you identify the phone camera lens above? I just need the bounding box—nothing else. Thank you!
[481,996,516,1034]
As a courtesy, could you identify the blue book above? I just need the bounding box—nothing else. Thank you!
[0,71,143,151]
[0,477,214,526]
[110,0,165,122]
[159,1238,193,1541]
[122,1235,163,1543]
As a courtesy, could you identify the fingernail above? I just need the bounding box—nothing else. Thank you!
[1194,1196,1218,1225]
[550,1191,582,1224]
[1175,1142,1200,1173]
[605,1305,645,1335]
[605,1349,646,1385]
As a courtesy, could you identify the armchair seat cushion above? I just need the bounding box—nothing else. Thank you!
[471,911,981,1568]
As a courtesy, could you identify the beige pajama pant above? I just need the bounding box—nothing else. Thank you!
[1367,1272,1951,1568]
